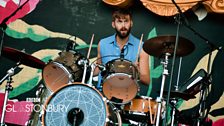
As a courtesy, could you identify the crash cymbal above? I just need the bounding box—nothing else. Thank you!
[163,90,196,100]
[143,35,195,57]
[2,46,45,69]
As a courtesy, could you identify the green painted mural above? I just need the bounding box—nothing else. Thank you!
[0,0,224,125]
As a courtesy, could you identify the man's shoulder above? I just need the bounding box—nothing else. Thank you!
[130,34,140,41]
[100,34,114,43]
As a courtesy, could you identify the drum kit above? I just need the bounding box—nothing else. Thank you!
[0,34,196,126]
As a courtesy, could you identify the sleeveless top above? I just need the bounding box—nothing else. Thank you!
[96,33,143,89]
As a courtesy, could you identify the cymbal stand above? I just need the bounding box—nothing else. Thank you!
[170,57,182,126]
[155,53,170,126]
[0,63,20,126]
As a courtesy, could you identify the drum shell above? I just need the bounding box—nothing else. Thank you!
[102,59,139,104]
[42,51,87,92]
[123,97,157,114]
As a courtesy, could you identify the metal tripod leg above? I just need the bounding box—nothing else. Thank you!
[155,53,170,126]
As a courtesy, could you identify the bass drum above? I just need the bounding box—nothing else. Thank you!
[42,83,122,126]
[42,51,88,92]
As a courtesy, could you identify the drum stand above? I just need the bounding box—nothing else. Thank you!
[0,63,20,126]
[170,57,183,126]
[87,63,96,86]
[155,53,170,126]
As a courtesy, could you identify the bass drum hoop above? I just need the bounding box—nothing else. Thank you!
[42,83,121,126]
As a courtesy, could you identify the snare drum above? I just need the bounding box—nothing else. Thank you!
[42,83,122,126]
[42,51,87,92]
[102,59,139,104]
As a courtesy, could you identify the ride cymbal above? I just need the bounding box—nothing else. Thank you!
[143,35,195,57]
[2,46,45,69]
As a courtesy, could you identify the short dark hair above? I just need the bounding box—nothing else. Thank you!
[112,8,132,21]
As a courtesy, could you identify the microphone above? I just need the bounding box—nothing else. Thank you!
[120,46,125,60]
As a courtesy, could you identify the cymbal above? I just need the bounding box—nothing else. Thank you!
[143,35,195,57]
[163,91,196,100]
[2,46,46,69]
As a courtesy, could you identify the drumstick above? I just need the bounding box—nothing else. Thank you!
[148,98,154,124]
[82,34,94,84]
[87,34,94,59]
[136,34,143,63]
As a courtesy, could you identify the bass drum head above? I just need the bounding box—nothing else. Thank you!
[42,83,108,126]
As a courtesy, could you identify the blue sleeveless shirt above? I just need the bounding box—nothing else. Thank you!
[99,34,142,64]
[96,34,143,89]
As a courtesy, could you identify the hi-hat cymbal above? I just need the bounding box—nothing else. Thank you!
[2,46,46,69]
[143,35,195,57]
[163,90,196,101]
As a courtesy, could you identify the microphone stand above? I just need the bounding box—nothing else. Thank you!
[164,0,182,125]
[0,62,20,126]
[0,0,30,57]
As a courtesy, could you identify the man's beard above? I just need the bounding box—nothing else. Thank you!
[115,28,131,39]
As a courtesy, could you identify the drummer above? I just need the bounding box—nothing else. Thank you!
[94,8,150,86]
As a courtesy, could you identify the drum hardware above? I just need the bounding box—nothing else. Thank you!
[170,0,221,125]
[196,71,211,126]
[27,84,53,126]
[0,62,20,126]
[35,84,45,97]
[143,34,195,126]
[165,57,194,126]
[154,52,170,126]
[66,39,77,52]
[81,34,94,84]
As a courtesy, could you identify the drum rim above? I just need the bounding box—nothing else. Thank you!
[105,58,139,72]
[102,85,139,105]
[106,58,133,64]
[42,83,108,126]
[104,73,136,80]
